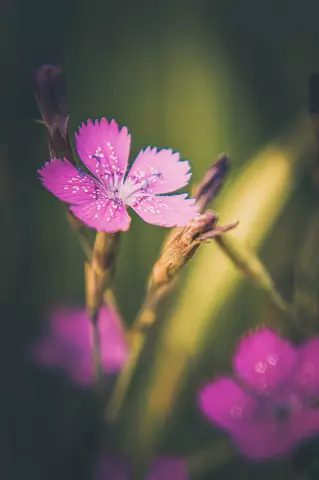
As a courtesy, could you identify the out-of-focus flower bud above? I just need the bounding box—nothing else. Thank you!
[193,154,230,213]
[33,64,74,163]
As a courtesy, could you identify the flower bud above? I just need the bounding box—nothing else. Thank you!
[194,155,230,213]
[33,64,74,162]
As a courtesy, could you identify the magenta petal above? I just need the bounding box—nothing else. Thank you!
[127,147,191,194]
[70,200,131,233]
[295,338,319,399]
[199,378,301,459]
[199,377,258,433]
[32,305,128,386]
[131,194,198,228]
[38,158,98,205]
[75,118,130,181]
[234,328,297,394]
[148,458,188,480]
[290,405,319,445]
[233,420,298,459]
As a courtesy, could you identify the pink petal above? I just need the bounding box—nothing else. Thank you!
[294,407,319,443]
[199,378,299,459]
[295,339,319,399]
[31,305,128,386]
[131,194,198,228]
[233,420,298,459]
[127,147,191,194]
[75,118,130,181]
[198,377,258,433]
[38,158,99,205]
[70,200,131,233]
[234,328,297,394]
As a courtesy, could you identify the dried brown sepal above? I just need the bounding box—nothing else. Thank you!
[33,64,74,163]
[149,211,237,289]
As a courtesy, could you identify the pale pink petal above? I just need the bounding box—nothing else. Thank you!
[127,147,191,194]
[234,328,297,394]
[148,458,188,480]
[130,194,198,228]
[75,118,130,181]
[31,306,128,386]
[70,200,131,233]
[295,339,319,399]
[38,158,99,205]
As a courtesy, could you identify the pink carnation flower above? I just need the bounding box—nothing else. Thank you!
[38,118,198,232]
[199,328,319,459]
[96,455,188,480]
[32,305,128,386]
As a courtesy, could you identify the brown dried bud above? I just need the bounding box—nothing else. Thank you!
[33,64,74,163]
[149,211,237,288]
[193,155,230,213]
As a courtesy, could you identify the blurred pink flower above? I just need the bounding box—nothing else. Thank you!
[199,328,319,459]
[38,118,198,232]
[96,455,188,480]
[32,305,128,385]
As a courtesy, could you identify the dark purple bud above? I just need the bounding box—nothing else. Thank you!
[194,155,230,213]
[32,64,75,163]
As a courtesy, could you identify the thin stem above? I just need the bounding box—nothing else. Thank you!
[85,263,104,392]
[86,232,121,393]
[106,287,161,420]
[130,284,170,337]
[107,332,145,421]
[215,235,295,313]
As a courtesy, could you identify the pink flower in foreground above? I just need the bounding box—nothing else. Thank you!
[96,455,188,480]
[198,328,319,459]
[32,306,128,385]
[38,118,198,232]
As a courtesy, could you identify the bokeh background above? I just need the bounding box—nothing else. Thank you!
[2,0,319,478]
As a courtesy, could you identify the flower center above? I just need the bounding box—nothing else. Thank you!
[273,404,291,422]
[120,173,163,206]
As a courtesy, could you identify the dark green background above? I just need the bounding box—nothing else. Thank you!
[1,0,319,478]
